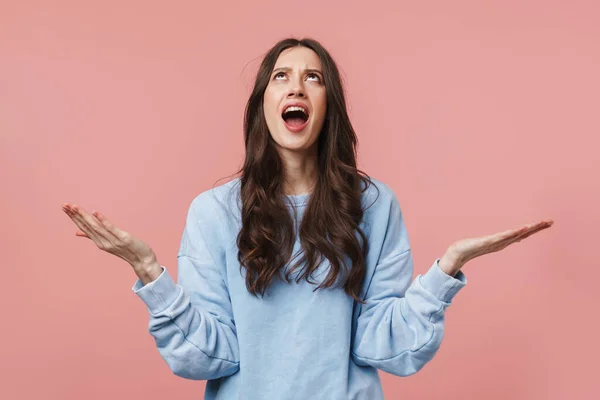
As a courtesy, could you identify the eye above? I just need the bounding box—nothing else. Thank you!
[307,73,321,82]
[274,72,286,80]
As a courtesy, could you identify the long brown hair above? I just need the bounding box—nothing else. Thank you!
[235,37,375,304]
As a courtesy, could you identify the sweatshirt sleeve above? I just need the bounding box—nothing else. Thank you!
[351,189,467,377]
[131,193,240,380]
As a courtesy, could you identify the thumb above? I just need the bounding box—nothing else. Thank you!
[75,230,90,238]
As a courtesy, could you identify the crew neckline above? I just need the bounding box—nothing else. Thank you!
[284,192,311,207]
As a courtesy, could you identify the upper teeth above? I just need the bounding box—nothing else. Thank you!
[284,106,308,115]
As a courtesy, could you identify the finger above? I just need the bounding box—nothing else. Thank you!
[92,211,128,241]
[510,222,552,244]
[71,206,109,237]
[510,221,552,242]
[490,220,552,243]
[75,209,113,246]
[481,221,551,252]
[492,222,552,252]
[484,226,526,244]
[65,207,103,246]
[69,205,113,248]
[63,204,90,231]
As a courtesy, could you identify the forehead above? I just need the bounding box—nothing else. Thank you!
[273,46,322,70]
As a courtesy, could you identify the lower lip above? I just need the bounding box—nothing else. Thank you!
[283,118,309,133]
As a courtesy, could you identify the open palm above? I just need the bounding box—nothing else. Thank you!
[448,219,554,265]
[62,203,157,269]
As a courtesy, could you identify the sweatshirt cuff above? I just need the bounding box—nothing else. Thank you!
[419,258,467,303]
[131,266,181,314]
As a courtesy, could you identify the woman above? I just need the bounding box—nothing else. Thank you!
[62,37,553,399]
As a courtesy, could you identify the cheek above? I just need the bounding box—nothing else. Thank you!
[262,94,281,137]
[263,91,280,119]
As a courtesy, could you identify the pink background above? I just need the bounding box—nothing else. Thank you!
[1,1,599,399]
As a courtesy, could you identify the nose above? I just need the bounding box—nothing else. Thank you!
[287,75,306,98]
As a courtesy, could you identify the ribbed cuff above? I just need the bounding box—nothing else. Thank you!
[419,258,467,303]
[131,266,181,314]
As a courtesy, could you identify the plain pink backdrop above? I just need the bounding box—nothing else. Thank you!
[1,1,598,399]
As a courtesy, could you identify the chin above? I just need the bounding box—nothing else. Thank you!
[275,141,312,153]
[273,134,318,154]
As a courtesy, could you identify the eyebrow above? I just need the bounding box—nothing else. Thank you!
[272,67,323,76]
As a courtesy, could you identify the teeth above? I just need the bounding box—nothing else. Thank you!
[283,106,308,116]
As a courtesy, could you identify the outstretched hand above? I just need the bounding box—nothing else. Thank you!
[62,203,159,275]
[439,219,554,276]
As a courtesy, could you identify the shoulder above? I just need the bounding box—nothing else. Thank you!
[359,176,409,250]
[186,176,242,225]
[190,177,241,209]
[360,175,401,213]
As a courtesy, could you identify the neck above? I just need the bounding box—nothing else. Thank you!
[278,147,318,196]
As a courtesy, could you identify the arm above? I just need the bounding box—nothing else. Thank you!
[351,190,467,376]
[132,194,239,380]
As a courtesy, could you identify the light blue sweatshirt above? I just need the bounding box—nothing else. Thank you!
[132,177,467,399]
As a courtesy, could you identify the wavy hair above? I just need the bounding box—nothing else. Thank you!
[235,37,374,304]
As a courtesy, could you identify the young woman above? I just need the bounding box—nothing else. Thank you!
[62,37,553,399]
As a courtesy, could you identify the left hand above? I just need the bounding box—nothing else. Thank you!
[439,219,554,276]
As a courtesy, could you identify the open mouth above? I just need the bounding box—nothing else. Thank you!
[281,106,309,129]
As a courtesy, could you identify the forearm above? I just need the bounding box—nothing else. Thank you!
[352,256,467,377]
[132,262,240,380]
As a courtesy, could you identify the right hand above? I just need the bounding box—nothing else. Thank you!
[62,203,160,276]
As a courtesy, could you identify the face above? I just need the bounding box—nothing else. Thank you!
[263,46,327,158]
